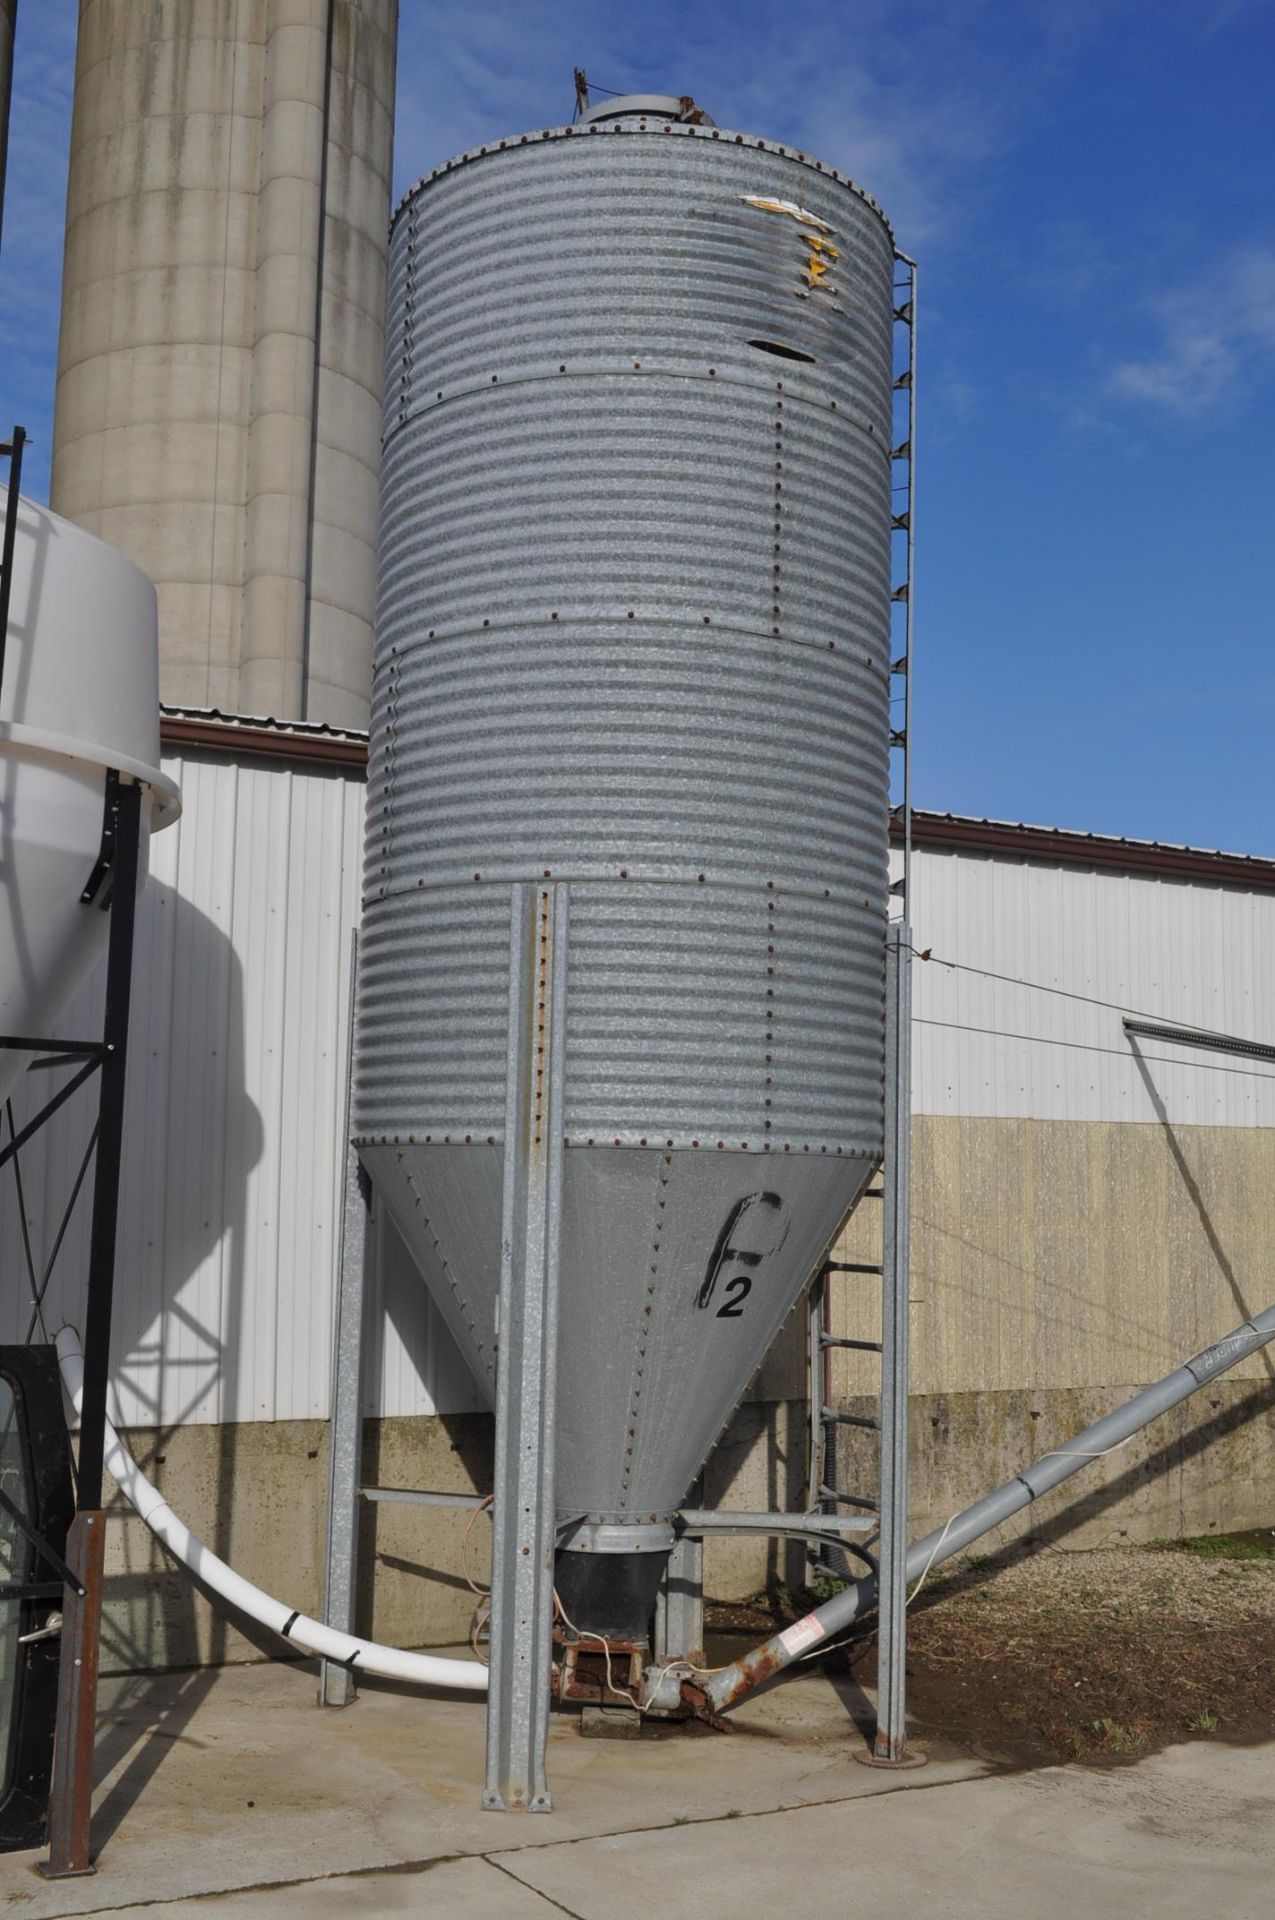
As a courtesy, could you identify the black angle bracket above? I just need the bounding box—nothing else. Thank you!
[80,770,125,910]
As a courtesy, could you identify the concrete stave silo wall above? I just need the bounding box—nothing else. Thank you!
[50,0,396,727]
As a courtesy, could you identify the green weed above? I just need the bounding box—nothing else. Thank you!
[1150,1531,1275,1562]
[1090,1717,1147,1754]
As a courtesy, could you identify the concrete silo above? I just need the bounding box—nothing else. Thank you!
[49,1,397,727]
[356,96,897,1800]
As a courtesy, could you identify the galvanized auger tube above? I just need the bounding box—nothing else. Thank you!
[648,1302,1275,1716]
[358,93,898,1678]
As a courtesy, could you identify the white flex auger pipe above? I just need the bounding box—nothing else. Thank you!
[56,1327,488,1693]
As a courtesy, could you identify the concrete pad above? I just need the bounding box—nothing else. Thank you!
[495,1738,1275,1920]
[0,1655,980,1916]
[5,1655,1269,1920]
[126,1856,566,1918]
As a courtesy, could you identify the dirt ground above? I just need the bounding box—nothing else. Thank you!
[707,1530,1275,1766]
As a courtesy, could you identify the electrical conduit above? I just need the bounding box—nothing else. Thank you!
[56,1326,488,1694]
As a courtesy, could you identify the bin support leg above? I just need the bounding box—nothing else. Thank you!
[483,884,568,1812]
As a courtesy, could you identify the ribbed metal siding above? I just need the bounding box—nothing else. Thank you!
[358,121,896,1155]
[0,752,479,1427]
[383,127,894,419]
[909,846,1275,1125]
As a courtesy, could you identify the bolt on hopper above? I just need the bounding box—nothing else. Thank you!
[354,96,897,1802]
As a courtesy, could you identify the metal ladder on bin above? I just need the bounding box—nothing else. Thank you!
[805,251,916,1764]
[806,1195,885,1579]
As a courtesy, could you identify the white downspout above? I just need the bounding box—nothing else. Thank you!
[56,1327,488,1694]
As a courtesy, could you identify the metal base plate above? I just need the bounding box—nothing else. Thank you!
[852,1744,929,1770]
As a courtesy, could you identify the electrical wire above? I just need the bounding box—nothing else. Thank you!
[795,1427,1151,1671]
[644,1658,688,1700]
[915,945,1269,1038]
[553,1589,643,1712]
[1037,1434,1142,1465]
[457,1503,647,1707]
[457,1498,705,1707]
[905,1512,959,1610]
[470,1598,491,1665]
[461,1494,493,1595]
[570,73,628,122]
[461,1497,494,1661]
[913,1015,1275,1084]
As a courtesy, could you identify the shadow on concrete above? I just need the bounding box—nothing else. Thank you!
[91,1663,219,1847]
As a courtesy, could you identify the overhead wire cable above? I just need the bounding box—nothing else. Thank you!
[913,946,1246,1030]
[908,947,1275,1079]
[912,1016,1275,1084]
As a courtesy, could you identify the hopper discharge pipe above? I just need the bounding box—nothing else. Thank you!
[55,1328,488,1694]
[699,1301,1275,1716]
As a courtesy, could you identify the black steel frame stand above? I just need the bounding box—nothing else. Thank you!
[0,776,144,1879]
[2,420,144,1867]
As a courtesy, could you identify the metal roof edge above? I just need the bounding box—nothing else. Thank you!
[160,711,1275,890]
[389,118,894,241]
[160,707,368,768]
[901,812,1275,892]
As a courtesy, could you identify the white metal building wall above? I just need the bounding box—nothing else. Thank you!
[0,750,479,1429]
[909,849,1275,1126]
[3,751,1271,1432]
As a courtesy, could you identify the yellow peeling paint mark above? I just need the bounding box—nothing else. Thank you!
[802,233,840,288]
[742,195,833,234]
[744,194,841,307]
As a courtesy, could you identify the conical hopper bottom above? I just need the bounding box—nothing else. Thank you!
[360,1139,872,1527]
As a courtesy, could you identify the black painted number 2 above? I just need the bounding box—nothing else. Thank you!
[696,1192,787,1323]
[715,1275,753,1318]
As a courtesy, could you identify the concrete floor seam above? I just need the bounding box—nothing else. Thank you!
[479,1755,1011,1862]
[9,1850,472,1918]
[487,1855,591,1919]
[7,1764,1005,1916]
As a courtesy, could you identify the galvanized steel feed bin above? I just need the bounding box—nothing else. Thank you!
[356,103,896,1635]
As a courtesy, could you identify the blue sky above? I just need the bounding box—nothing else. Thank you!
[2,1,1273,851]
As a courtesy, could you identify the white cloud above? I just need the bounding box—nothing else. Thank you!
[392,0,1011,252]
[1105,245,1275,415]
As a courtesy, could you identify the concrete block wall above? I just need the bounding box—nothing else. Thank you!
[97,1398,813,1672]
